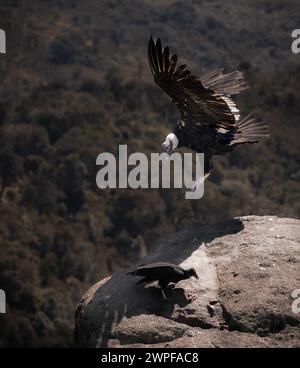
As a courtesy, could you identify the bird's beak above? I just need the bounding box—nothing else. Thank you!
[194,273,199,279]
[161,140,172,154]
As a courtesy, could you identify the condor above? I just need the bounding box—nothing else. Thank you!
[148,37,269,185]
[127,262,199,300]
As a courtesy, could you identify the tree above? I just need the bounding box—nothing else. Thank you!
[56,154,87,214]
[0,148,21,199]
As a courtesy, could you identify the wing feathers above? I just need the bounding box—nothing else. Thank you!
[201,69,248,96]
[149,37,159,73]
[148,37,248,129]
[156,38,164,72]
[230,114,269,145]
[163,46,169,72]
[169,54,177,74]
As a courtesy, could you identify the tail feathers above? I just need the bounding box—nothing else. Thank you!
[200,69,248,96]
[230,114,269,145]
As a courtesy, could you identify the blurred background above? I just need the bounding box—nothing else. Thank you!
[0,0,299,347]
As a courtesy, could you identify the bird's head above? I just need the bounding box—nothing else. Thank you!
[161,121,188,153]
[161,132,179,154]
[185,267,199,280]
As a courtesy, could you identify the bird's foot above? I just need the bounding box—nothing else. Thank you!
[191,173,210,192]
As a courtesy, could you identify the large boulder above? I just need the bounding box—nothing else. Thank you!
[75,216,300,347]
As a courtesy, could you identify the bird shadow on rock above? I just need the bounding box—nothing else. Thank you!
[138,284,190,311]
[76,218,244,347]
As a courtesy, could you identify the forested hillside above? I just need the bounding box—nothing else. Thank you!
[0,0,299,347]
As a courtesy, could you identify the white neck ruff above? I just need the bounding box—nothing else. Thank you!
[166,133,179,149]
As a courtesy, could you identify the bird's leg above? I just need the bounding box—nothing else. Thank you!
[161,288,168,301]
[191,172,210,192]
[159,281,169,301]
[191,156,212,192]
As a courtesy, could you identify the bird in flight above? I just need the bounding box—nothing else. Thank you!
[148,36,269,184]
[127,261,199,300]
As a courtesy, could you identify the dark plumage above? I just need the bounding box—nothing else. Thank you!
[127,262,199,300]
[148,36,269,179]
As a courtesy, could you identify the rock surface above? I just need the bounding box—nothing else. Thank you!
[75,216,300,347]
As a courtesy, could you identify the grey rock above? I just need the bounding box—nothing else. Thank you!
[75,216,300,347]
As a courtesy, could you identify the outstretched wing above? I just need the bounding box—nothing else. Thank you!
[148,37,238,129]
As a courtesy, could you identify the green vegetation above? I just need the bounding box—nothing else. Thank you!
[0,0,299,347]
